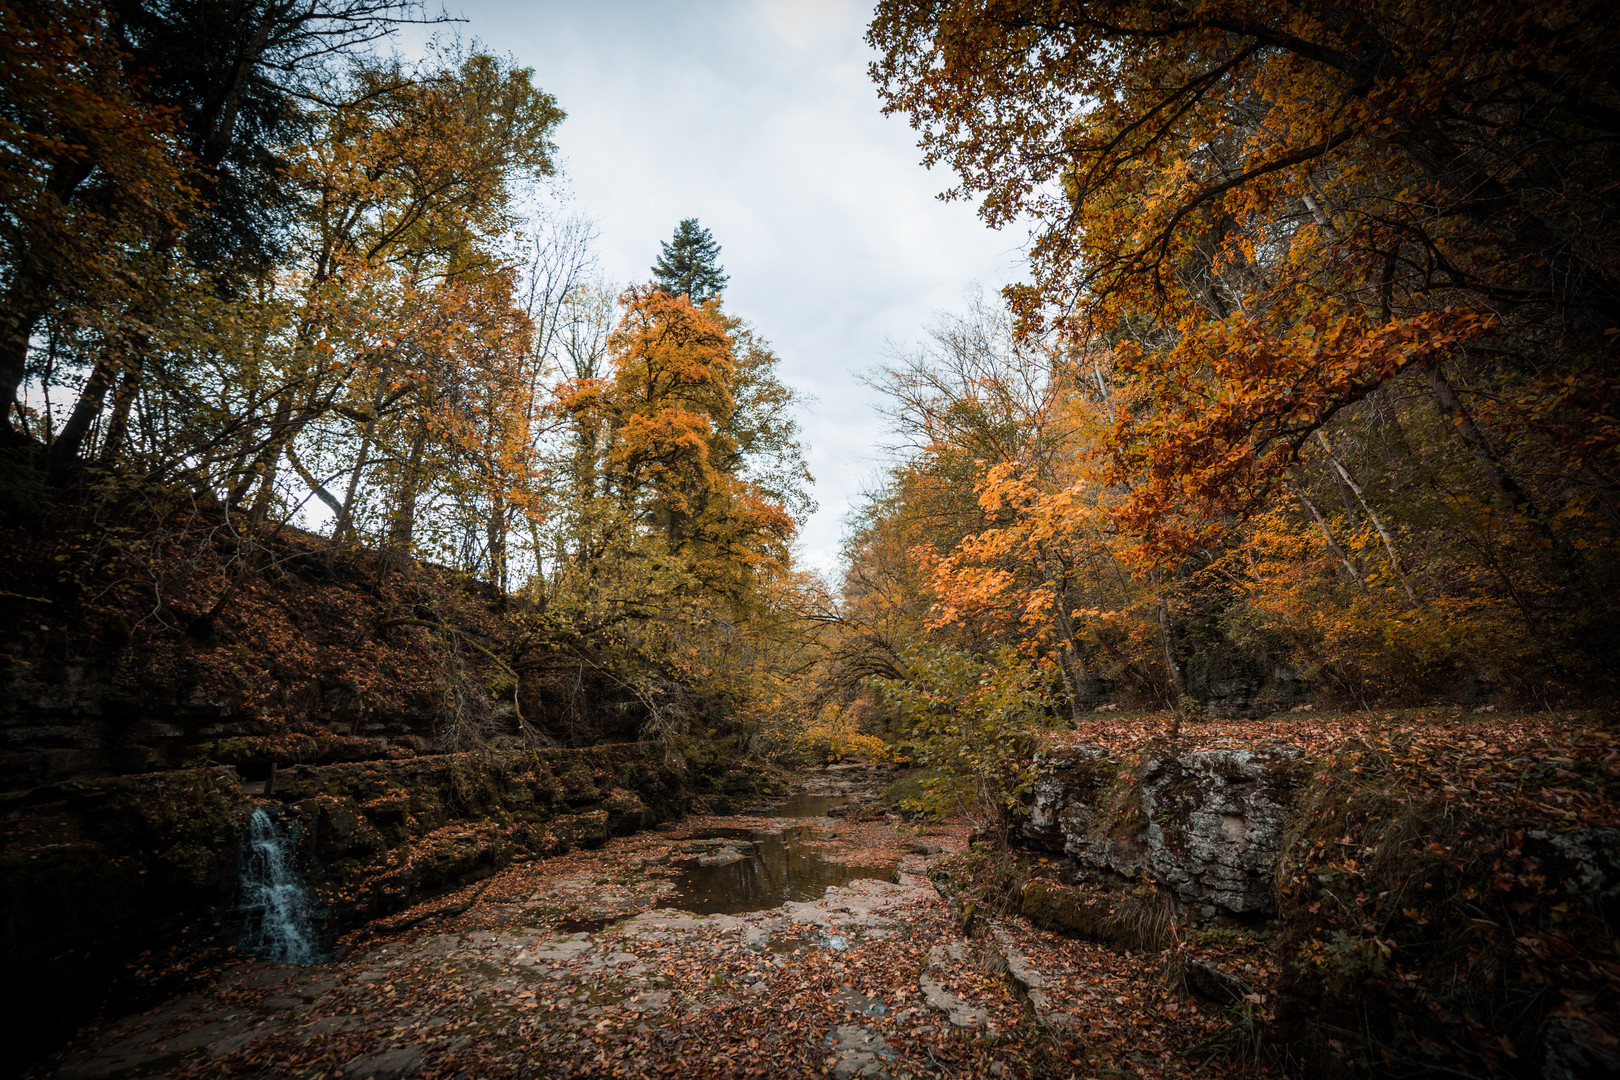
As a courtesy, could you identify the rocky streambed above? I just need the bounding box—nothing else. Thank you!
[26,764,1258,1080]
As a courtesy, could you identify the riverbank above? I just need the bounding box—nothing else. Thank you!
[25,763,1270,1080]
[2,740,781,1074]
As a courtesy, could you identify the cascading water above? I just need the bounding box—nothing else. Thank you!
[238,806,321,964]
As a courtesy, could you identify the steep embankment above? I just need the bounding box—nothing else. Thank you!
[0,507,780,1074]
[2,740,780,1075]
[27,765,1273,1080]
[998,712,1620,1078]
[0,508,575,794]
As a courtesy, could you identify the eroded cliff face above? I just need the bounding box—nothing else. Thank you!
[0,523,663,798]
[1006,727,1620,1079]
[0,741,741,1072]
[0,626,453,794]
[1019,743,1309,919]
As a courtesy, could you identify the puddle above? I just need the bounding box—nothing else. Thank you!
[670,825,894,915]
[833,986,887,1016]
[751,793,852,818]
[553,915,616,934]
[765,933,821,955]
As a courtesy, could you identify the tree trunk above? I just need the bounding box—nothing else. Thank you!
[285,443,343,516]
[333,426,374,542]
[243,392,294,526]
[96,365,141,465]
[1316,433,1418,606]
[247,445,282,527]
[1288,478,1370,594]
[386,418,428,560]
[333,358,397,542]
[1156,588,1188,736]
[489,501,509,594]
[1043,569,1089,721]
[47,345,127,478]
[1424,365,1538,518]
[0,292,46,444]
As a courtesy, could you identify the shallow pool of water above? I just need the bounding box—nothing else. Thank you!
[669,825,894,915]
[751,792,852,818]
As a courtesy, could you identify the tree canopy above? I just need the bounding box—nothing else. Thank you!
[0,4,819,753]
[808,0,1620,734]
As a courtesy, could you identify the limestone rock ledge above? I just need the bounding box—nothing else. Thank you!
[1018,743,1310,919]
[1,741,702,1071]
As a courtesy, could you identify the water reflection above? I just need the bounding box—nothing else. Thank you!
[751,793,852,818]
[670,825,893,915]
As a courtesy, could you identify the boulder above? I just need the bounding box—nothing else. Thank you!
[1021,744,1308,918]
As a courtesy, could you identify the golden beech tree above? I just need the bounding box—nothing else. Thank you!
[530,286,813,745]
[2,11,829,753]
[602,285,740,549]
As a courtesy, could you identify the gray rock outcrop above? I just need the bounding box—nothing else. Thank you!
[1020,743,1308,918]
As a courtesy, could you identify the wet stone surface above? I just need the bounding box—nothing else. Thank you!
[25,765,981,1079]
[23,762,1257,1078]
[748,792,853,818]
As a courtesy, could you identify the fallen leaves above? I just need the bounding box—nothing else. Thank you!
[52,773,1279,1079]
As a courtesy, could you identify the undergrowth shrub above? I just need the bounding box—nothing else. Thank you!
[795,704,899,763]
[879,769,943,820]
[1271,733,1620,1078]
[868,644,1049,830]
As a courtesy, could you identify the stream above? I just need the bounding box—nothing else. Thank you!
[665,790,897,917]
[668,823,896,916]
[29,764,1145,1080]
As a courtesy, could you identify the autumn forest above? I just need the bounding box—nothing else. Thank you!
[3,2,1618,1079]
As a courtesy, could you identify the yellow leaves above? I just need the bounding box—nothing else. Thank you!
[549,284,801,607]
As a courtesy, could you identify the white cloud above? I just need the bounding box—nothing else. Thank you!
[755,0,862,49]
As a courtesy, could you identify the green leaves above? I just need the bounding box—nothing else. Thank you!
[870,644,1046,824]
[650,218,728,305]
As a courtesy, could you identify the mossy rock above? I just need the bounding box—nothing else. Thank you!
[528,765,566,807]
[602,789,650,835]
[558,759,601,806]
[1021,879,1121,942]
[1021,879,1172,952]
[880,769,950,821]
[359,788,411,827]
[93,768,247,890]
[1052,751,1122,808]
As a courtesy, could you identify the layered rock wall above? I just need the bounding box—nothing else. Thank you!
[1018,742,1310,919]
[0,633,444,792]
[1,741,700,1071]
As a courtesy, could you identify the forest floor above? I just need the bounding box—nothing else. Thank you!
[29,763,1267,1080]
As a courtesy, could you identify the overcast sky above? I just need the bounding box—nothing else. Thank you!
[410,0,1023,574]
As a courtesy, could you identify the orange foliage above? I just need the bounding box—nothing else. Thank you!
[865,1,1620,702]
[560,286,797,594]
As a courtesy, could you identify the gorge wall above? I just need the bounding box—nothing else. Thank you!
[1017,742,1311,920]
[1004,729,1620,1078]
[1,739,758,1074]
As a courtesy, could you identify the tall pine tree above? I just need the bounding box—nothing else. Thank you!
[651,218,728,304]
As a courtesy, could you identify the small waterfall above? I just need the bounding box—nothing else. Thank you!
[238,807,321,964]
